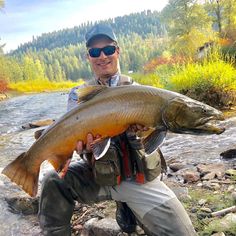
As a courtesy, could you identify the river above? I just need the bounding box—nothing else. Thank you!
[0,92,235,235]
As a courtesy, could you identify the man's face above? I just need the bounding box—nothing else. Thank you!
[87,36,120,79]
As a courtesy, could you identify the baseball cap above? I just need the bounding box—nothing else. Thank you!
[85,24,117,47]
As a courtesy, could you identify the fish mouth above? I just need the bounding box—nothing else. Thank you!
[195,115,225,134]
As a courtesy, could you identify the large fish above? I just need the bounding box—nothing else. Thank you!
[2,85,225,197]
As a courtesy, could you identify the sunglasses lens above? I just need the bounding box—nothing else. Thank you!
[88,46,116,58]
[103,46,116,56]
[89,48,101,57]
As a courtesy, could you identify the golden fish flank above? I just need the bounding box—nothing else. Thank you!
[2,85,225,197]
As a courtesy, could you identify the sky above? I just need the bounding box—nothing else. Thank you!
[0,0,168,53]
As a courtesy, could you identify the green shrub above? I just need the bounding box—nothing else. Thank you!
[9,79,82,93]
[167,60,236,108]
[131,73,163,88]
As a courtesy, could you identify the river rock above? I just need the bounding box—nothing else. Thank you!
[22,118,55,129]
[197,163,225,179]
[200,207,212,213]
[225,169,236,177]
[81,218,122,236]
[5,196,39,215]
[169,162,187,172]
[201,172,216,180]
[220,149,236,159]
[198,199,207,206]
[208,213,236,233]
[211,233,225,236]
[183,170,200,183]
[202,182,221,190]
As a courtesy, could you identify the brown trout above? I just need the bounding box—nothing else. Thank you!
[2,85,225,196]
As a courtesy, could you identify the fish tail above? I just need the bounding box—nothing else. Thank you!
[2,152,39,197]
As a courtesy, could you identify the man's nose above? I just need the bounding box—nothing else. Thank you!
[99,51,107,58]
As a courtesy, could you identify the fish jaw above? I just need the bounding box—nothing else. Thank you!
[193,112,225,134]
[163,97,226,135]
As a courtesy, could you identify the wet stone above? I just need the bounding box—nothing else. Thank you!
[81,218,122,236]
[169,162,187,172]
[198,199,207,206]
[211,232,225,236]
[208,213,236,233]
[225,169,236,177]
[183,171,200,183]
[5,196,39,215]
[220,149,236,159]
[200,207,212,213]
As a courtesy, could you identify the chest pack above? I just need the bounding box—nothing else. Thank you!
[85,75,166,186]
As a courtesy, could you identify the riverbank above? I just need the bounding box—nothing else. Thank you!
[0,90,235,236]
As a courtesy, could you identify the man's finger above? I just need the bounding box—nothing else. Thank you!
[86,133,94,151]
[136,124,148,131]
[76,141,84,155]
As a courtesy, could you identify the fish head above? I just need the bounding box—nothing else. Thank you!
[162,97,225,135]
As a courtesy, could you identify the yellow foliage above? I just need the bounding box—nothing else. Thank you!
[131,73,164,88]
[169,60,236,92]
[9,79,83,93]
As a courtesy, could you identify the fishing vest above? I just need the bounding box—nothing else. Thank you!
[84,75,166,186]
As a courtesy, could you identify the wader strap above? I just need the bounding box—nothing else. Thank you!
[158,149,167,174]
[118,74,133,85]
[134,157,145,184]
[120,140,132,179]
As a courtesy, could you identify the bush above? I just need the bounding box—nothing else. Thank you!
[0,78,8,94]
[131,73,163,88]
[9,79,82,93]
[168,60,236,108]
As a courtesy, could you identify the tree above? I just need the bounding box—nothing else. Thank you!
[205,0,236,38]
[161,0,214,56]
[0,1,5,54]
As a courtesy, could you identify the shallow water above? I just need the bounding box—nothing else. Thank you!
[0,92,235,234]
[0,92,68,235]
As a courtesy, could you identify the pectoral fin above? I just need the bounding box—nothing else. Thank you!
[91,137,111,160]
[142,127,167,155]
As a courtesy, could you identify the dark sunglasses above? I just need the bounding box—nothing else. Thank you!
[88,45,117,58]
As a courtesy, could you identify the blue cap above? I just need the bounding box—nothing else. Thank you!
[85,24,117,47]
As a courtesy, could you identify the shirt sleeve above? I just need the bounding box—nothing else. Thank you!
[67,86,80,111]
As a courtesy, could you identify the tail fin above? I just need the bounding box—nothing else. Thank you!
[2,152,39,197]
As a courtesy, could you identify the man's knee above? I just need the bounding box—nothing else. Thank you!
[41,170,59,187]
[142,197,197,236]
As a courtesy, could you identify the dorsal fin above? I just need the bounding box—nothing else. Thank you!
[76,85,107,103]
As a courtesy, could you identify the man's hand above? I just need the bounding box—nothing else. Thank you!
[127,124,148,133]
[76,133,101,155]
[126,124,149,150]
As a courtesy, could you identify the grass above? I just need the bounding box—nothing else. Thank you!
[9,79,83,93]
[131,73,164,88]
[168,60,236,92]
[182,187,235,236]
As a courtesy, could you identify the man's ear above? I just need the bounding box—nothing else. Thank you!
[86,52,90,60]
[116,46,120,55]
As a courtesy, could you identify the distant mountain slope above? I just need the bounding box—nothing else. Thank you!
[12,10,163,54]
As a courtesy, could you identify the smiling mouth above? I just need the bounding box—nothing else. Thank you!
[97,61,111,66]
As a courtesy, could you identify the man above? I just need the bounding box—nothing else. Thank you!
[39,24,197,236]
